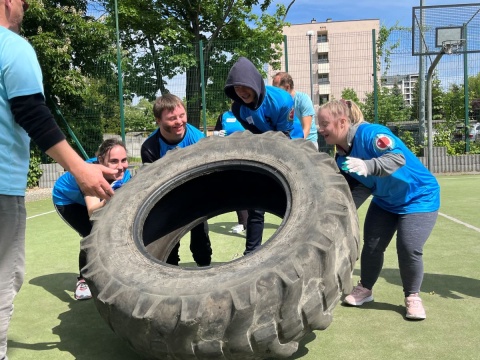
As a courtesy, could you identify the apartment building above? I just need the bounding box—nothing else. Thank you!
[270,18,380,106]
[381,74,419,106]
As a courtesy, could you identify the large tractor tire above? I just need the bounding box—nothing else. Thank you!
[81,131,360,360]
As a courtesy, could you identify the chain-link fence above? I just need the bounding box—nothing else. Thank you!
[34,6,480,186]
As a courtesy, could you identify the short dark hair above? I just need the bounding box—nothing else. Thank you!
[273,72,294,89]
[153,93,186,119]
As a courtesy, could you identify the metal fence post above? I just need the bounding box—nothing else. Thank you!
[372,29,378,124]
[199,40,207,136]
[114,0,125,143]
[463,24,469,153]
[283,35,288,72]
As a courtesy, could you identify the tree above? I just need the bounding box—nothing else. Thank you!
[22,0,117,157]
[100,0,296,127]
[468,72,480,122]
[341,88,360,103]
[443,83,465,123]
[410,75,444,121]
[361,86,411,125]
[22,1,115,107]
[468,71,480,100]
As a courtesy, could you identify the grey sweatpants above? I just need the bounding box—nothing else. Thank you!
[360,202,438,297]
[0,195,26,360]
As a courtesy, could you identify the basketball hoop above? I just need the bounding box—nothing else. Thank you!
[442,39,465,55]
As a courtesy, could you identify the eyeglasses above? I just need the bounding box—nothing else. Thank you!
[22,0,29,11]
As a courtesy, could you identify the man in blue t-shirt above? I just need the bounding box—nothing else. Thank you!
[1,3,116,358]
[272,71,318,148]
[224,57,304,256]
[141,94,212,266]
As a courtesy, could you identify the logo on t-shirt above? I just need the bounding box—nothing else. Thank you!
[288,107,295,122]
[374,134,394,151]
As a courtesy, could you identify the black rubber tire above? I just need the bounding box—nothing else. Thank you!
[81,131,360,360]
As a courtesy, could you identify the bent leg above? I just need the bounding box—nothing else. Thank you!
[397,211,438,296]
[190,222,212,266]
[54,204,91,276]
[236,210,248,228]
[244,209,264,255]
[360,202,398,290]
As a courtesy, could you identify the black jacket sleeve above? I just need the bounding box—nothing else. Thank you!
[10,93,66,152]
[140,132,160,163]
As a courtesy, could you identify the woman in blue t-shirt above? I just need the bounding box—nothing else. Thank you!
[317,99,439,320]
[52,138,131,300]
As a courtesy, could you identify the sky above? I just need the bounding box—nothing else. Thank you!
[280,0,480,28]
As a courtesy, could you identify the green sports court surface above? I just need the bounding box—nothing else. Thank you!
[7,174,480,360]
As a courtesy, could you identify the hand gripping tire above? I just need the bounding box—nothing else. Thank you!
[81,131,360,360]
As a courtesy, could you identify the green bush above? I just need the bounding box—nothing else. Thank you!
[398,130,423,156]
[27,150,43,188]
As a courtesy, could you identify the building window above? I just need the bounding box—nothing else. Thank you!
[317,34,327,43]
[318,73,329,84]
[319,95,329,104]
[318,53,328,64]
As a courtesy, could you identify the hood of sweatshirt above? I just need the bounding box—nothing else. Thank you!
[224,57,266,111]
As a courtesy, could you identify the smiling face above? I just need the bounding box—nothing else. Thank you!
[98,145,129,182]
[317,108,349,149]
[156,104,187,142]
[234,85,256,104]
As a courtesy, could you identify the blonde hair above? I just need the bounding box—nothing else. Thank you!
[319,99,364,125]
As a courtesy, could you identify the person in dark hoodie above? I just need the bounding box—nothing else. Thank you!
[224,56,304,255]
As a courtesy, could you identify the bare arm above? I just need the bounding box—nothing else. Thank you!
[10,94,116,200]
[301,115,313,139]
[85,195,106,217]
[46,140,115,200]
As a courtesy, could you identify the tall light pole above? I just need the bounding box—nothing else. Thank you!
[306,30,315,101]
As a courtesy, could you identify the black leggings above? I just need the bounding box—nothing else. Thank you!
[244,209,264,255]
[360,202,438,296]
[54,204,92,277]
[166,221,212,266]
[236,210,248,227]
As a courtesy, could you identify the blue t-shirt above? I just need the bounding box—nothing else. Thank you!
[221,111,245,135]
[52,158,132,206]
[337,123,440,214]
[237,86,304,139]
[157,123,205,157]
[0,27,44,196]
[294,91,318,143]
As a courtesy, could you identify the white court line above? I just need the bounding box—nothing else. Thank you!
[27,210,55,220]
[25,210,480,234]
[439,212,480,233]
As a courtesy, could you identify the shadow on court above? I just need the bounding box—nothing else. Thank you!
[9,273,142,359]
[353,268,480,299]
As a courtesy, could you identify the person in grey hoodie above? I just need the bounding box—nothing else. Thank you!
[224,56,304,255]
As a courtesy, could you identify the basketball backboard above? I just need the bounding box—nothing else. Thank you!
[412,3,480,56]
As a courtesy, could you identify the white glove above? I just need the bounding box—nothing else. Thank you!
[342,156,368,177]
[213,130,226,137]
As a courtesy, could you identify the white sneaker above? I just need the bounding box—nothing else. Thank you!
[75,279,92,300]
[231,224,245,234]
